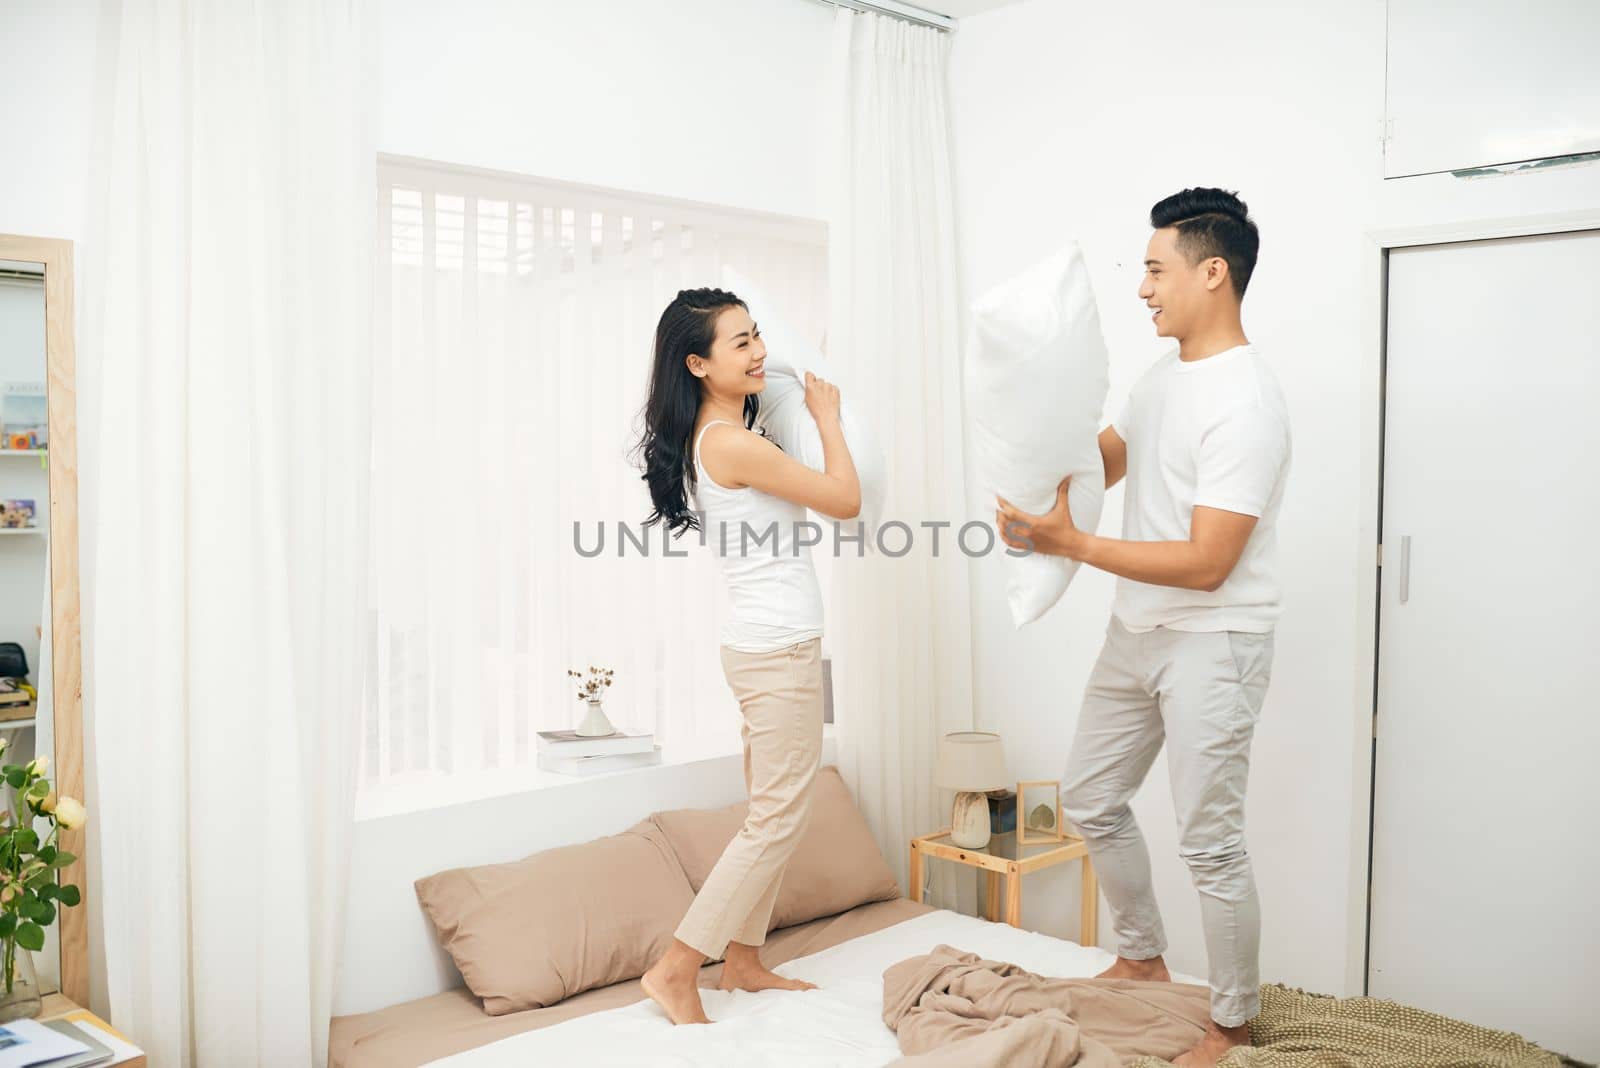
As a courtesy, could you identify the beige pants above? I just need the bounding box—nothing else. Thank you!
[674,637,825,959]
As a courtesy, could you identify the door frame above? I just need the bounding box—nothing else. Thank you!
[1350,207,1600,995]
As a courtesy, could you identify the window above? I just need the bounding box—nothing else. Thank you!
[362,157,828,797]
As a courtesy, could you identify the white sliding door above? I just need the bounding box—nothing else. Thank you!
[1371,228,1600,1062]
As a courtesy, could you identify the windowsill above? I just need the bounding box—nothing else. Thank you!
[354,723,837,823]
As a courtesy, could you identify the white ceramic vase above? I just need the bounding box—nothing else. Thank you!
[575,698,616,738]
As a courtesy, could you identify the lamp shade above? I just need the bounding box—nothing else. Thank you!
[934,731,1008,792]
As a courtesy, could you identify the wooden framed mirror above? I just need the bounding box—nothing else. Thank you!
[0,234,86,1007]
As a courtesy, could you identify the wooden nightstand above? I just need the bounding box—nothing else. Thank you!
[910,827,1098,945]
[38,993,147,1067]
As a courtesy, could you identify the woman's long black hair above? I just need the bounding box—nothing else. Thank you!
[633,287,759,536]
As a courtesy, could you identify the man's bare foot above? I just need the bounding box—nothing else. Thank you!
[1173,1021,1250,1067]
[719,942,818,993]
[641,941,711,1025]
[1096,954,1172,982]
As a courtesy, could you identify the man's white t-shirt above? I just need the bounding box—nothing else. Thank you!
[1109,343,1291,634]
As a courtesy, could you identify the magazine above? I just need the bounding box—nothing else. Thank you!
[0,1019,91,1068]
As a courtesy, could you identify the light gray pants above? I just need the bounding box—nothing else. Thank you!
[1063,616,1274,1027]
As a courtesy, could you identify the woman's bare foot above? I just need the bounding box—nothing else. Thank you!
[718,942,818,994]
[1096,954,1172,982]
[641,940,711,1025]
[1173,1021,1250,1067]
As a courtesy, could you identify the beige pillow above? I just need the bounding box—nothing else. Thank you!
[651,765,901,938]
[415,819,694,1015]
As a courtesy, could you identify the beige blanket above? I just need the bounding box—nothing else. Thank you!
[882,946,1567,1068]
[882,943,1212,1067]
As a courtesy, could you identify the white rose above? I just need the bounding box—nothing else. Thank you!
[26,755,48,776]
[54,796,86,830]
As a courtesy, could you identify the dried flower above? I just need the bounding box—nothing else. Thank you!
[567,666,617,702]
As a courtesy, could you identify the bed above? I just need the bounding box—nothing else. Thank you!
[330,897,920,1067]
[331,766,1573,1068]
[329,765,1143,1068]
[331,898,1178,1068]
[328,766,921,1067]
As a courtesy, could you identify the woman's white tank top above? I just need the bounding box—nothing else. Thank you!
[691,419,824,653]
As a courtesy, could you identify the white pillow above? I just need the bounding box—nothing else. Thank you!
[719,268,888,545]
[966,244,1110,626]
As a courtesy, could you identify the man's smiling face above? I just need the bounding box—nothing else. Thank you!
[1138,225,1212,340]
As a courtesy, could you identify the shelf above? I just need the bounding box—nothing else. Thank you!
[0,450,46,457]
[0,528,44,536]
[0,716,35,731]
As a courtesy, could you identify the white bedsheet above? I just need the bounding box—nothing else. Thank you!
[427,908,1202,1067]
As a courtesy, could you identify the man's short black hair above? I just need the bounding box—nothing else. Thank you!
[1150,187,1259,298]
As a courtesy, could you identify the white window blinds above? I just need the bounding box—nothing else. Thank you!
[363,156,827,799]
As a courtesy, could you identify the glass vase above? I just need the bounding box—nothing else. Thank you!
[0,944,41,1023]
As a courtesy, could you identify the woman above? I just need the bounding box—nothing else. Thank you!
[634,287,860,1025]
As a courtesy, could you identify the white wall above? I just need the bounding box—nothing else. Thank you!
[0,2,99,244]
[949,0,1600,1000]
[378,0,833,219]
[2,0,833,256]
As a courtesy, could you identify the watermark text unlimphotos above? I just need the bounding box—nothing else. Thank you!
[573,516,1035,559]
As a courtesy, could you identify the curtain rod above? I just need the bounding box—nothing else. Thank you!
[806,0,956,32]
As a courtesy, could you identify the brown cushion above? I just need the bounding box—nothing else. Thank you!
[415,819,694,1015]
[650,765,901,936]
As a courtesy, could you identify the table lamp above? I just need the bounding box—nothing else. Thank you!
[935,731,1008,848]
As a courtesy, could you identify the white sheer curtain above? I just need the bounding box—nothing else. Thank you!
[827,10,977,907]
[80,2,373,1065]
[363,160,827,800]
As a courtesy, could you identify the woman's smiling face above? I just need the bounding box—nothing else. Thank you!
[691,304,768,396]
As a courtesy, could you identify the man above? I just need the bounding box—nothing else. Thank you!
[995,187,1291,1067]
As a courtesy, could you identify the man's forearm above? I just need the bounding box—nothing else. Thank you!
[1065,531,1222,591]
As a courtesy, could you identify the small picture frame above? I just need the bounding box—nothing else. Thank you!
[1016,779,1063,844]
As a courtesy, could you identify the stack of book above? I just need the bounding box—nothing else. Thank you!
[536,729,661,776]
